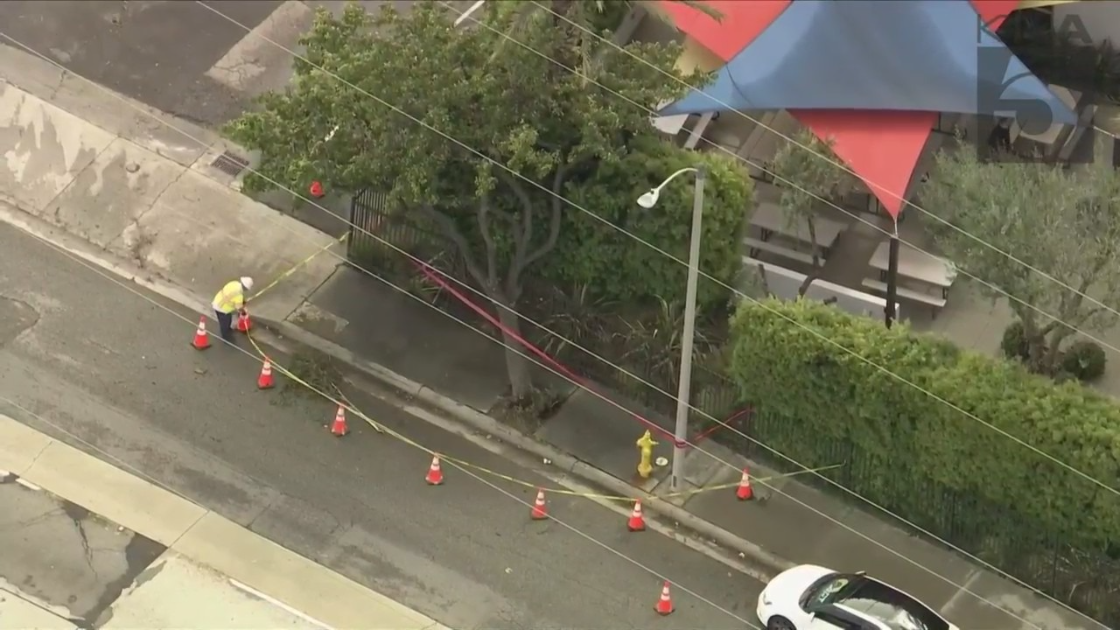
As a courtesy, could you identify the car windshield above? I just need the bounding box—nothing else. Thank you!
[806,574,862,608]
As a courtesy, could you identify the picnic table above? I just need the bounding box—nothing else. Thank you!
[867,240,957,303]
[750,202,845,256]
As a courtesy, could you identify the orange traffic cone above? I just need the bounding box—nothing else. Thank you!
[425,456,444,485]
[736,467,754,501]
[530,489,548,520]
[330,406,349,436]
[627,500,646,532]
[257,359,275,389]
[655,581,674,615]
[309,180,325,198]
[191,316,211,350]
[237,310,252,333]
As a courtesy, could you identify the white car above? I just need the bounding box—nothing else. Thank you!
[756,565,960,630]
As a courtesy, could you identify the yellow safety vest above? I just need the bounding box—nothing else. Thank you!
[212,280,245,314]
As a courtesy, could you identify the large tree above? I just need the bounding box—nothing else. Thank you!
[225,3,686,401]
[922,148,1120,375]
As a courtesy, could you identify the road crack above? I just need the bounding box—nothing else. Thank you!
[61,501,99,579]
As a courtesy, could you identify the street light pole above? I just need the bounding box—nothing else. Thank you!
[636,166,705,492]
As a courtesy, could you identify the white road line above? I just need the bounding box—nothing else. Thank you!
[940,568,983,618]
[454,0,486,27]
[228,578,334,630]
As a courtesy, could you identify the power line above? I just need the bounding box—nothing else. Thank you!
[536,0,1120,333]
[449,2,1120,370]
[0,197,760,630]
[188,1,1120,507]
[185,6,1116,624]
[0,15,1101,628]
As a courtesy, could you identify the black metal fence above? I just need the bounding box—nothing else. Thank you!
[345,190,1119,628]
[347,189,459,274]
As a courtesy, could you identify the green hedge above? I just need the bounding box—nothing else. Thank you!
[727,299,1120,552]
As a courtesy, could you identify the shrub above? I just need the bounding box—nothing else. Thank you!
[1061,340,1107,382]
[537,137,753,313]
[999,321,1031,361]
[726,299,1120,555]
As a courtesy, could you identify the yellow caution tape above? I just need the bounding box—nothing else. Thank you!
[249,232,348,302]
[242,239,845,503]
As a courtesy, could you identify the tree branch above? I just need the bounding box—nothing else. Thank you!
[476,194,499,287]
[493,170,537,297]
[521,164,568,269]
[797,267,824,297]
[415,203,493,294]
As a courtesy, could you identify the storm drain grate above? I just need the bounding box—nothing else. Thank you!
[212,151,250,177]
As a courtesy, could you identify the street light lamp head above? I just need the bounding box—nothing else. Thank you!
[637,189,659,209]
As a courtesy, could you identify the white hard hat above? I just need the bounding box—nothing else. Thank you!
[240,276,255,291]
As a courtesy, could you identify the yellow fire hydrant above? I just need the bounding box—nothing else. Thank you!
[636,430,658,479]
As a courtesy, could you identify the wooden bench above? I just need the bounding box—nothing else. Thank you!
[861,278,947,309]
[743,237,822,267]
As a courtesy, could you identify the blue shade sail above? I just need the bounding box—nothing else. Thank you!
[661,0,1076,127]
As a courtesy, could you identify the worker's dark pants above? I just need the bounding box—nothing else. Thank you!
[215,310,235,342]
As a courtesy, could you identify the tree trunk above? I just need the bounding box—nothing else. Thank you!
[1025,331,1050,374]
[797,217,824,297]
[494,300,534,403]
[1042,327,1074,375]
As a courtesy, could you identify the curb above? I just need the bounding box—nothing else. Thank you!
[0,198,792,578]
[262,319,794,577]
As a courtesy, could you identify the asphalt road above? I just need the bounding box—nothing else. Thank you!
[0,1,485,127]
[0,0,282,126]
[0,220,765,629]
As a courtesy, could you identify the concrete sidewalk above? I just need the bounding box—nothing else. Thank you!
[279,269,1106,630]
[0,414,448,630]
[0,40,1107,630]
[0,44,338,324]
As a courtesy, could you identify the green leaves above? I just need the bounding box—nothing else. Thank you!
[225,1,687,288]
[541,136,753,311]
[225,0,745,397]
[727,298,1120,551]
[922,149,1120,373]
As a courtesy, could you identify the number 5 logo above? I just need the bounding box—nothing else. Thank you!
[976,44,1055,138]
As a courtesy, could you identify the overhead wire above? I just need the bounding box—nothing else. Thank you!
[438,0,1120,394]
[505,0,1120,363]
[0,13,1100,628]
[535,0,1120,332]
[154,6,1113,624]
[175,6,1115,625]
[0,192,760,630]
[0,17,1066,623]
[187,0,1120,508]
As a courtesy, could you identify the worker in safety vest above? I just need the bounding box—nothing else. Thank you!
[212,277,254,343]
